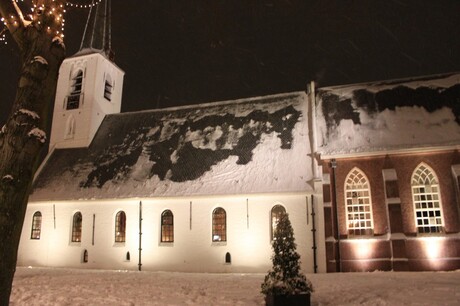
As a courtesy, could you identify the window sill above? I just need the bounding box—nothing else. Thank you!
[159,242,174,247]
[212,241,227,246]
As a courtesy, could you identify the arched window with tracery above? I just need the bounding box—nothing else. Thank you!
[30,211,42,240]
[271,205,286,240]
[71,212,82,242]
[411,163,443,234]
[161,210,174,242]
[115,211,126,242]
[345,168,374,236]
[212,207,226,242]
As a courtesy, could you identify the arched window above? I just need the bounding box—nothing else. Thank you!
[71,212,82,242]
[345,168,374,236]
[412,163,443,234]
[212,207,226,242]
[161,210,174,242]
[115,211,126,242]
[67,70,83,110]
[225,252,231,264]
[271,205,286,240]
[30,211,42,240]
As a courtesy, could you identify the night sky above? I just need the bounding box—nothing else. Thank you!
[1,0,460,126]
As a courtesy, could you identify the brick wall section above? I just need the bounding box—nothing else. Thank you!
[390,151,460,234]
[325,156,388,236]
[321,149,460,272]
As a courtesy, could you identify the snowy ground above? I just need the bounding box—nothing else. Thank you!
[10,267,460,305]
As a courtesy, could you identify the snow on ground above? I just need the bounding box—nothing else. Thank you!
[10,267,460,305]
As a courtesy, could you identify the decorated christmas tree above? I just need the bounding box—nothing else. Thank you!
[261,212,313,297]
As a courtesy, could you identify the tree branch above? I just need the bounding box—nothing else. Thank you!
[0,0,26,44]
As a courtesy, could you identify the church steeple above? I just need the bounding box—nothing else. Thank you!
[75,0,114,60]
[49,0,124,150]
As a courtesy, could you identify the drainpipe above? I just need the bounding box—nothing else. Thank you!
[330,159,342,272]
[311,194,318,273]
[138,201,143,271]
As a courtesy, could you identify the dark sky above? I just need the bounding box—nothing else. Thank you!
[1,0,460,126]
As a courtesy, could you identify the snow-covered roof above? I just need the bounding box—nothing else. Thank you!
[31,92,314,201]
[315,73,460,157]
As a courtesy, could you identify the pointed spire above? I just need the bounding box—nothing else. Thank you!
[75,0,114,61]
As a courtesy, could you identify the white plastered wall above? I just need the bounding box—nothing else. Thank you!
[18,192,326,273]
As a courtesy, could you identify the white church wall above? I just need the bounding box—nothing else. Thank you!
[18,192,326,273]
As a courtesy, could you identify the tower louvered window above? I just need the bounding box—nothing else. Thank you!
[412,163,443,234]
[67,70,83,110]
[104,78,113,101]
[345,168,374,236]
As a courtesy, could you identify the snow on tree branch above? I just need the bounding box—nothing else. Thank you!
[31,56,48,65]
[52,36,65,49]
[18,109,40,120]
[28,127,47,143]
[2,174,14,183]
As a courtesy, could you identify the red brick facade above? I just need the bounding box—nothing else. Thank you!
[322,150,460,272]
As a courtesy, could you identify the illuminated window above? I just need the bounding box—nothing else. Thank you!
[115,211,126,243]
[212,207,226,242]
[30,211,42,240]
[412,163,443,234]
[345,168,374,236]
[67,70,83,110]
[71,212,82,242]
[161,210,174,242]
[271,205,286,240]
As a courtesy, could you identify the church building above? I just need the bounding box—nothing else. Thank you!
[17,0,460,273]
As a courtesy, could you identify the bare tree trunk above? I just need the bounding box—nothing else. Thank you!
[0,1,66,304]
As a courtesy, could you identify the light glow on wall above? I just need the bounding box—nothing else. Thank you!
[420,237,444,259]
[349,239,376,259]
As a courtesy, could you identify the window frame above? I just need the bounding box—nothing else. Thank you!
[115,211,126,243]
[212,207,226,242]
[411,163,444,234]
[30,211,42,240]
[71,212,82,242]
[344,168,374,237]
[160,210,174,243]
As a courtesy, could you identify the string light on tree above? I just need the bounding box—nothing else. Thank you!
[1,0,98,46]
[67,0,102,9]
[0,27,6,45]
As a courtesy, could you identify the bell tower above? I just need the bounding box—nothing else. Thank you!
[50,0,124,149]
